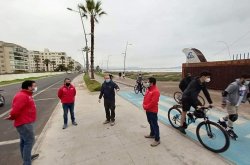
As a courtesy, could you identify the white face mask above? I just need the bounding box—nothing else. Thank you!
[205,77,211,83]
[32,87,38,93]
[244,81,250,86]
[145,82,151,88]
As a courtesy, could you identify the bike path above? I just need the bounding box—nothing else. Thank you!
[118,91,250,165]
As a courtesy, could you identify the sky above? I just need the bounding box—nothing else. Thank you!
[1,0,250,69]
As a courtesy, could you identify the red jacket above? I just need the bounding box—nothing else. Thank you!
[58,85,76,104]
[143,85,160,113]
[9,90,37,127]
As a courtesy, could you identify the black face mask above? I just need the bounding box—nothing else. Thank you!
[66,83,70,87]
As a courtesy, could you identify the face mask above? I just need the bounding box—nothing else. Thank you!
[244,81,249,86]
[105,79,111,83]
[32,87,38,93]
[65,83,71,87]
[205,77,211,83]
[145,82,151,88]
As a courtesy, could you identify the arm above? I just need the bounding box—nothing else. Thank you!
[222,83,237,104]
[73,87,76,96]
[114,82,120,90]
[179,79,185,92]
[58,87,63,99]
[99,84,104,99]
[143,92,160,110]
[9,96,27,120]
[202,87,213,104]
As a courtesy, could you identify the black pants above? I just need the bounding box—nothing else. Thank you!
[104,99,116,121]
[146,112,160,141]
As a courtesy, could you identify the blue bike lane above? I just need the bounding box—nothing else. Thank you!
[118,91,250,165]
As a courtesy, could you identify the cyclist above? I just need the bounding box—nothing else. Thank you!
[179,73,193,92]
[136,73,143,92]
[179,71,213,134]
[218,75,250,138]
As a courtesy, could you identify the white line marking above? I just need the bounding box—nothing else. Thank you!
[245,134,250,138]
[0,136,38,146]
[34,98,57,101]
[0,80,62,118]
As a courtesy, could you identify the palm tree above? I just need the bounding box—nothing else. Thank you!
[67,61,74,71]
[43,59,51,72]
[51,61,56,71]
[60,56,65,64]
[79,0,107,79]
[34,55,40,72]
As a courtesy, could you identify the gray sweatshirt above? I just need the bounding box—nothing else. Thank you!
[223,79,243,106]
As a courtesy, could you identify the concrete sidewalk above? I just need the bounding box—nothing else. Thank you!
[33,75,231,165]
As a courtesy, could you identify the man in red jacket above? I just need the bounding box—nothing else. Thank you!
[143,77,161,147]
[4,80,39,165]
[58,78,77,129]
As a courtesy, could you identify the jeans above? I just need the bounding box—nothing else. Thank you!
[146,112,160,141]
[62,103,75,124]
[104,99,115,121]
[16,123,35,165]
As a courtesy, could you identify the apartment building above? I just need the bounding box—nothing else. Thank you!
[0,41,29,74]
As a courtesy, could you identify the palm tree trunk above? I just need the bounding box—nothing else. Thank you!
[90,15,95,79]
[46,65,49,72]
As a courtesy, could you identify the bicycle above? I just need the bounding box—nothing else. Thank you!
[134,82,146,96]
[0,90,5,107]
[168,104,230,153]
[173,91,206,106]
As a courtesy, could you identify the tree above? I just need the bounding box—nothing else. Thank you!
[67,61,74,71]
[75,65,81,71]
[43,59,51,72]
[60,56,65,64]
[56,64,66,71]
[34,55,40,72]
[51,61,56,71]
[79,0,107,79]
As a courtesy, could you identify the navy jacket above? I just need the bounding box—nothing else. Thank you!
[99,81,119,101]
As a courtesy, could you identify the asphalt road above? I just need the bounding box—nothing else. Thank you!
[0,73,80,165]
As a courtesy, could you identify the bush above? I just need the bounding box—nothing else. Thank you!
[83,74,101,92]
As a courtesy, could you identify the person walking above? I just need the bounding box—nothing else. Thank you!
[143,77,161,147]
[99,74,120,126]
[122,72,125,79]
[58,78,77,129]
[4,80,39,165]
[219,74,250,138]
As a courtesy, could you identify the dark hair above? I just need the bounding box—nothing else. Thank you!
[240,74,249,79]
[200,71,211,77]
[64,78,71,82]
[148,77,156,85]
[22,80,36,89]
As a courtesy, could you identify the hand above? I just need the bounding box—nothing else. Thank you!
[4,115,11,120]
[208,104,213,108]
[221,103,226,109]
[98,99,101,103]
[117,88,120,92]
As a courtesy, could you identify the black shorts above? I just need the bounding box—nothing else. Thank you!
[181,98,198,112]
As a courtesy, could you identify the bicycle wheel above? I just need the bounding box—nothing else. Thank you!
[134,85,139,94]
[173,91,182,104]
[198,95,205,106]
[141,86,146,96]
[0,95,5,107]
[196,121,230,153]
[168,106,182,129]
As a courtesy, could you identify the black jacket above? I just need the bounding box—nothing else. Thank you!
[99,81,119,101]
[179,76,193,92]
[182,77,212,104]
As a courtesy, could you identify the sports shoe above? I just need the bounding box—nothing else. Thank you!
[144,135,155,138]
[227,128,238,139]
[31,154,39,161]
[151,140,160,147]
[110,121,115,126]
[62,124,67,129]
[103,120,110,124]
[183,122,188,129]
[187,113,195,123]
[72,121,78,126]
[218,118,227,129]
[178,126,186,134]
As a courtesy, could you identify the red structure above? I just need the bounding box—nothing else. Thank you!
[182,59,250,90]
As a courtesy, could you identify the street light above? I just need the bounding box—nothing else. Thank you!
[107,55,112,71]
[217,41,231,60]
[123,41,132,73]
[67,5,89,73]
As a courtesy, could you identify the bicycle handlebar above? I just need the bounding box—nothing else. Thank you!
[197,105,213,110]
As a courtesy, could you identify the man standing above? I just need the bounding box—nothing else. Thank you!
[143,77,161,147]
[99,74,120,126]
[4,80,39,165]
[179,71,213,134]
[219,75,249,138]
[58,78,77,129]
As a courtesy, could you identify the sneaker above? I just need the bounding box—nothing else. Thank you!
[187,113,195,122]
[144,135,155,138]
[62,124,67,129]
[218,118,227,129]
[103,120,110,124]
[110,121,115,126]
[178,126,186,134]
[151,140,160,147]
[183,122,188,129]
[72,121,78,126]
[31,154,39,161]
[227,128,238,139]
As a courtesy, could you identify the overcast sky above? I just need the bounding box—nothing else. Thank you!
[1,0,250,69]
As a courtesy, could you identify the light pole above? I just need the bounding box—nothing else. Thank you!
[107,55,112,71]
[123,41,132,73]
[218,41,231,60]
[67,6,89,73]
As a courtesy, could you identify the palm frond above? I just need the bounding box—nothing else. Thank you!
[94,17,99,23]
[98,11,107,16]
[79,4,87,13]
[95,1,102,11]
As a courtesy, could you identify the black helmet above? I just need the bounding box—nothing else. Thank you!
[193,110,205,118]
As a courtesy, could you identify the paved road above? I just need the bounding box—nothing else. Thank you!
[0,73,80,165]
